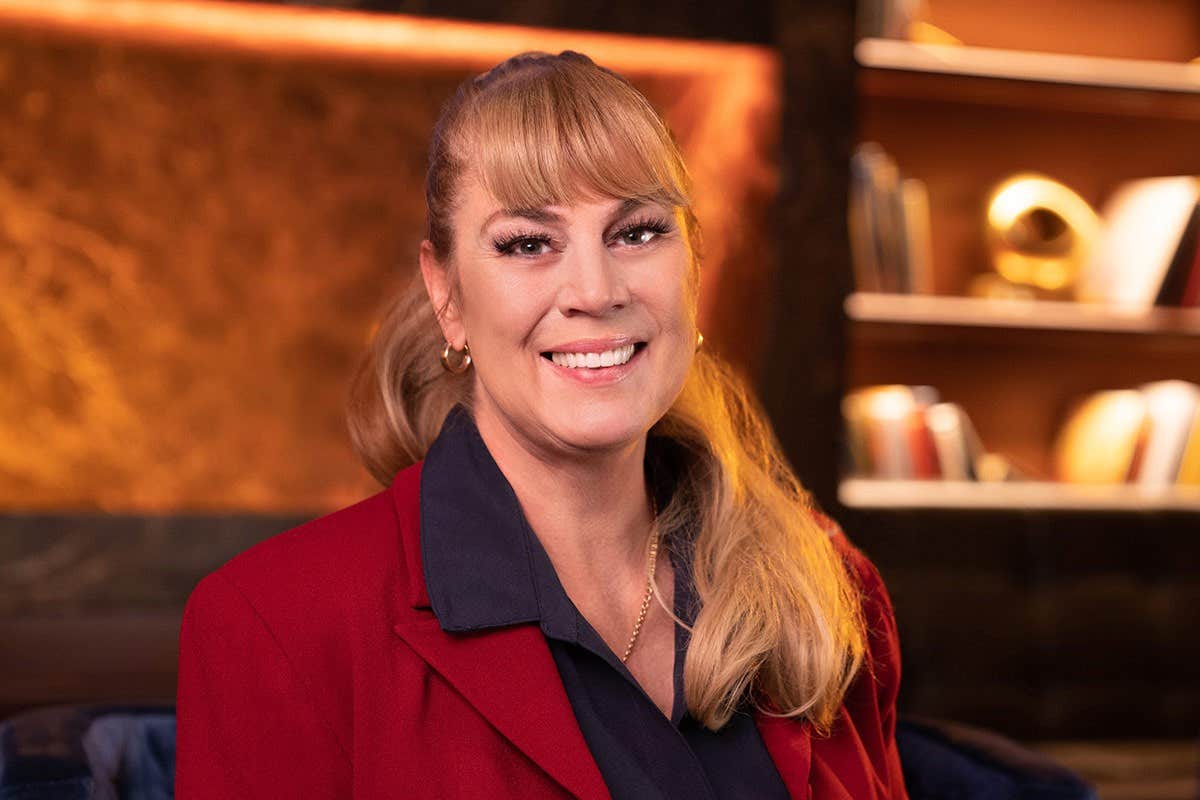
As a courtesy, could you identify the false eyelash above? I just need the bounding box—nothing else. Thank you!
[617,215,672,236]
[612,215,673,243]
[492,229,554,254]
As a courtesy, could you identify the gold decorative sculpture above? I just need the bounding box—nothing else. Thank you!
[983,173,1100,299]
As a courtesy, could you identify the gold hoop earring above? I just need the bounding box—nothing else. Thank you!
[440,341,472,374]
[695,331,704,352]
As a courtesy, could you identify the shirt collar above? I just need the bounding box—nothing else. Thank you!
[419,404,689,636]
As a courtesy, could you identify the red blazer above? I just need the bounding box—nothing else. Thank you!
[175,460,909,798]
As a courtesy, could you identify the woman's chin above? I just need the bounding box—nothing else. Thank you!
[544,403,656,453]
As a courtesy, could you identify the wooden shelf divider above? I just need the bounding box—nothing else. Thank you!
[839,477,1200,511]
[845,292,1200,336]
[856,38,1200,95]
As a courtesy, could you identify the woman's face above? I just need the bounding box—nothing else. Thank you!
[422,175,697,456]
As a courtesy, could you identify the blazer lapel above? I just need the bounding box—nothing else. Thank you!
[392,613,610,800]
[755,712,813,799]
[396,614,815,800]
[389,463,609,800]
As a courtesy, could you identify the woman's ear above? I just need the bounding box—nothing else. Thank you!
[419,239,466,347]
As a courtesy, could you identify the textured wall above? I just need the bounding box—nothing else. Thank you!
[0,2,779,514]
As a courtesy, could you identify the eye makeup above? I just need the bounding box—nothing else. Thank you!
[611,215,673,246]
[491,214,675,257]
[491,228,557,256]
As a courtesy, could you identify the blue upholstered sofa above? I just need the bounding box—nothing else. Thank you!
[0,703,1096,799]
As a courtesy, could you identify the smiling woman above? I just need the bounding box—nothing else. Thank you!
[175,50,908,799]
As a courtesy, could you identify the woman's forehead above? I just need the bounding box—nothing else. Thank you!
[460,173,673,218]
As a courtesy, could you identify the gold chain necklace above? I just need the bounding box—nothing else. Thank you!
[620,494,660,664]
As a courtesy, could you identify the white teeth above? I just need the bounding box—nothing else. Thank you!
[550,345,637,369]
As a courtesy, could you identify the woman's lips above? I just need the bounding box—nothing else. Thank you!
[540,342,647,385]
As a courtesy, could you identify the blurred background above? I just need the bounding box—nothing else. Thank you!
[1,0,1198,797]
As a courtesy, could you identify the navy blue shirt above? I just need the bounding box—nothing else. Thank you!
[420,405,790,799]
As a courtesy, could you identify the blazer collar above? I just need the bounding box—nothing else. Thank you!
[417,404,545,632]
[386,409,814,799]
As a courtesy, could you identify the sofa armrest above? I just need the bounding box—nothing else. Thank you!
[0,703,175,800]
[897,715,1099,800]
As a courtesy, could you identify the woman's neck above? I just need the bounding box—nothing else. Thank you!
[471,401,654,587]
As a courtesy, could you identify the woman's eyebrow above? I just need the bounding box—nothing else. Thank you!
[480,207,562,235]
[608,198,648,222]
[478,198,655,235]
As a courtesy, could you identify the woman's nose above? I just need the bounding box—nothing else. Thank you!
[556,245,630,316]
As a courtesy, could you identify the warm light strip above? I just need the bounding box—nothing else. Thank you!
[857,37,1200,95]
[0,0,773,74]
[839,477,1200,511]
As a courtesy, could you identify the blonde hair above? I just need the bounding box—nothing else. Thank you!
[346,50,865,733]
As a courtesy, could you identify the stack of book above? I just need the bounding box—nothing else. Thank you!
[844,381,1200,487]
[1054,379,1200,486]
[849,142,935,295]
[840,384,1014,481]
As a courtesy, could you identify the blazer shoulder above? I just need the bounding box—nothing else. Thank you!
[814,508,888,608]
[816,510,903,708]
[197,462,422,623]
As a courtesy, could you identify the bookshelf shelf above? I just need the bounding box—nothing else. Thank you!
[856,38,1200,95]
[845,292,1200,337]
[839,477,1200,511]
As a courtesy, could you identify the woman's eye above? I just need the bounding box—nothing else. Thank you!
[622,227,657,245]
[614,218,670,247]
[514,238,550,256]
[495,236,554,257]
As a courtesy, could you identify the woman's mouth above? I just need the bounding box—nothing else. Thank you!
[539,342,648,381]
[545,344,637,369]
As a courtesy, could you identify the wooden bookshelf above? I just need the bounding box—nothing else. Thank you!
[842,2,1200,753]
[846,8,1200,513]
[839,478,1200,512]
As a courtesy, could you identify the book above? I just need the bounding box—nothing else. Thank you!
[1053,382,1200,486]
[1179,237,1200,307]
[857,0,924,40]
[1078,176,1200,308]
[1178,404,1200,485]
[1153,202,1200,306]
[873,406,910,479]
[868,145,902,292]
[841,390,875,475]
[908,385,941,478]
[862,385,917,478]
[925,402,973,480]
[1052,390,1146,483]
[1134,380,1200,487]
[843,384,942,478]
[848,146,885,293]
[848,143,933,294]
[900,178,935,295]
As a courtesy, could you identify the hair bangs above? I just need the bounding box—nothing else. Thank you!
[458,62,692,215]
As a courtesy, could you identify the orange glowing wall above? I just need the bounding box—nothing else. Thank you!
[0,0,780,513]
